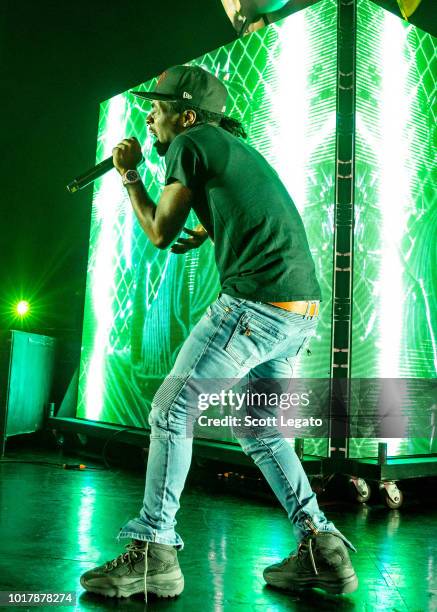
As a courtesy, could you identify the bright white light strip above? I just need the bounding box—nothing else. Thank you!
[273,11,333,379]
[377,15,411,455]
[377,16,410,378]
[85,95,127,420]
[273,14,310,380]
[273,12,310,213]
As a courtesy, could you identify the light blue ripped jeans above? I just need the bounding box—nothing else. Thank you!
[117,292,356,553]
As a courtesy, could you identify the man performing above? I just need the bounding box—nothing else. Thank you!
[80,65,358,599]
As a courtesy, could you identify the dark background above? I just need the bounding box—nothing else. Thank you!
[0,0,235,338]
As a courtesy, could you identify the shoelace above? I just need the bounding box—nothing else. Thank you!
[144,541,148,604]
[284,538,319,576]
[103,540,149,603]
[104,541,145,570]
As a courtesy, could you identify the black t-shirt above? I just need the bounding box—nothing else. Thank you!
[164,124,322,302]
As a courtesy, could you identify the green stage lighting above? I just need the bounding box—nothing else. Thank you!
[16,300,30,317]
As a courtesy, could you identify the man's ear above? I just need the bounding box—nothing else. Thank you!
[182,109,197,128]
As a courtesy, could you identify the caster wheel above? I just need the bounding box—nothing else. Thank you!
[380,484,404,509]
[349,477,371,503]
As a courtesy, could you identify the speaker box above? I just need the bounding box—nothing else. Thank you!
[0,330,56,456]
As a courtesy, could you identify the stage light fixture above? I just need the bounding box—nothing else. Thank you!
[16,300,30,317]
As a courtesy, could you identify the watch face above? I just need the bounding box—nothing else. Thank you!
[126,170,139,182]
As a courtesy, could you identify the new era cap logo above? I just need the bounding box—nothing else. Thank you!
[183,92,193,99]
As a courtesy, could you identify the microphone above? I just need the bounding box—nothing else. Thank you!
[66,155,144,193]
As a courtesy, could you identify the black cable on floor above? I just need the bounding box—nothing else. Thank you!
[0,458,105,470]
[0,426,148,471]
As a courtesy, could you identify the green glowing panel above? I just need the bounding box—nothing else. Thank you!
[76,0,338,458]
[350,0,437,458]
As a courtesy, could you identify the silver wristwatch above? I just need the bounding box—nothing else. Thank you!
[122,169,141,186]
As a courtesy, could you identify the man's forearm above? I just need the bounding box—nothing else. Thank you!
[113,138,193,250]
[112,137,159,242]
[125,181,160,246]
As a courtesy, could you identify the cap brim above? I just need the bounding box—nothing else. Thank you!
[130,91,182,102]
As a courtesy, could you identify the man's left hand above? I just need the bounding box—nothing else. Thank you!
[112,137,143,175]
[170,226,209,254]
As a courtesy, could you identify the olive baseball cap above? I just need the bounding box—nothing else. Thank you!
[131,65,228,114]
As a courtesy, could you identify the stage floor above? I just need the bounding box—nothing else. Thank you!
[0,440,435,611]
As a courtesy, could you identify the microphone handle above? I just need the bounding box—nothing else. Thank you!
[67,154,145,194]
[66,156,115,193]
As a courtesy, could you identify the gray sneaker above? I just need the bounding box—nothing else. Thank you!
[80,540,184,600]
[263,533,358,595]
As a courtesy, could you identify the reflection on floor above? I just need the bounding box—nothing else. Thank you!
[0,438,436,611]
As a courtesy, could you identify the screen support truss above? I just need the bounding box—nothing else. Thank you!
[329,0,357,458]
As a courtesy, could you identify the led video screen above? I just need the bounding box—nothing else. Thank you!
[76,0,338,460]
[350,0,437,457]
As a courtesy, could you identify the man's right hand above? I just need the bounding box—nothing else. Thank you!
[170,225,210,254]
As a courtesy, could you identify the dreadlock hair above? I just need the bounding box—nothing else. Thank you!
[165,100,247,139]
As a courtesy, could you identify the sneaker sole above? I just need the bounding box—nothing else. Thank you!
[265,572,358,595]
[80,572,184,599]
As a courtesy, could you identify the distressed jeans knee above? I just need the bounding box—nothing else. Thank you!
[148,405,169,436]
[149,391,196,438]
